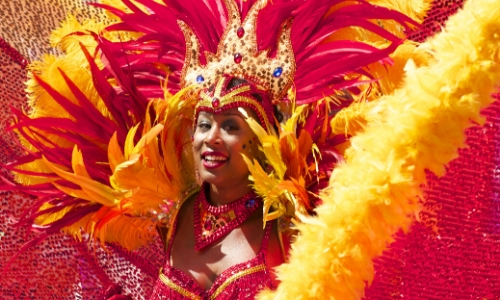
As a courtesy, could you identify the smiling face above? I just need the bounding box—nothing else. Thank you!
[193,108,259,191]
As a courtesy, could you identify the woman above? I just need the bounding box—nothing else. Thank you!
[149,77,285,299]
[9,0,500,299]
[4,0,420,298]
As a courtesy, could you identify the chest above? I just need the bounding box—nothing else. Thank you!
[170,213,265,290]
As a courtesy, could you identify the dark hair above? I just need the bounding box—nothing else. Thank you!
[273,106,284,123]
[227,77,247,89]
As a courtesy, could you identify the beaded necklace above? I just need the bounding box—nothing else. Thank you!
[193,184,260,251]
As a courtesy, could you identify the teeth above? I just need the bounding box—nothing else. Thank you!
[204,155,227,161]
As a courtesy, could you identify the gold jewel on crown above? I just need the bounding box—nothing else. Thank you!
[179,0,296,101]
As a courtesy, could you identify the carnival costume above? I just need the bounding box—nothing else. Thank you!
[2,0,500,299]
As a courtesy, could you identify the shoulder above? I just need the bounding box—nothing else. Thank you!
[156,191,200,251]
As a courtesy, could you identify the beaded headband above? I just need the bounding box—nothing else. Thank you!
[195,75,274,130]
[179,0,295,102]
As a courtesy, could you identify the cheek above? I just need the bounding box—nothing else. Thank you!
[244,134,259,153]
[192,132,204,161]
[192,131,203,149]
[234,135,258,160]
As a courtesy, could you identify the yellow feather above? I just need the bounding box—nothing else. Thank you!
[35,203,75,226]
[108,132,125,172]
[242,155,283,223]
[42,155,124,206]
[242,103,317,223]
[132,124,164,154]
[366,42,432,99]
[99,215,156,250]
[245,116,287,179]
[71,145,90,178]
[50,14,105,54]
[367,0,431,23]
[14,14,112,186]
[124,124,140,159]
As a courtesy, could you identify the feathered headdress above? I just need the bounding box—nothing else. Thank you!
[3,0,424,255]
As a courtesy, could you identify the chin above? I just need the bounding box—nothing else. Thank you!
[199,169,250,190]
[198,169,224,185]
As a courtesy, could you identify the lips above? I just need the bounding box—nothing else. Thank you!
[201,151,228,169]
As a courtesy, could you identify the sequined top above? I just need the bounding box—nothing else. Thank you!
[149,221,275,300]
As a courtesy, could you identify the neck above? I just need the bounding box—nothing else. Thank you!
[208,182,253,206]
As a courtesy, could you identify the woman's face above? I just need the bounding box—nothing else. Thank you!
[193,108,259,190]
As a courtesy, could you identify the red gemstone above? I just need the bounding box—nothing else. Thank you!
[204,220,213,231]
[212,97,220,108]
[234,53,242,64]
[237,27,245,38]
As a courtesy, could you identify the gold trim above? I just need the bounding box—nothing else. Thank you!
[214,76,226,99]
[210,264,267,299]
[159,268,203,300]
[199,85,251,104]
[200,91,213,103]
[219,86,251,101]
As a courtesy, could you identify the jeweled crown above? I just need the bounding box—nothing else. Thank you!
[196,75,275,130]
[179,0,295,101]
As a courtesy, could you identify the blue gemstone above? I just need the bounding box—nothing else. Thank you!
[196,75,204,83]
[273,67,283,78]
[245,199,256,208]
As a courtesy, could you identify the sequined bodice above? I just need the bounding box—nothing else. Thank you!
[149,221,275,300]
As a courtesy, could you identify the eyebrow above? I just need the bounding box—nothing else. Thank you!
[221,112,247,122]
[221,111,242,116]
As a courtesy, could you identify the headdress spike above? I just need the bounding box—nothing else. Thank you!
[180,0,295,101]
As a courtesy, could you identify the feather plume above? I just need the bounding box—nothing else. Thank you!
[258,0,500,298]
[7,0,431,265]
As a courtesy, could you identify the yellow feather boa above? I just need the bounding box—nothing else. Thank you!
[258,0,500,298]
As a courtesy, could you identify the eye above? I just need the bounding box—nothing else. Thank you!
[222,121,239,131]
[196,121,211,132]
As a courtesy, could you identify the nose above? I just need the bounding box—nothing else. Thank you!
[204,125,222,145]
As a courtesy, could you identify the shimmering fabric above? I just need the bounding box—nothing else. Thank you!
[150,222,275,299]
[2,0,500,299]
[365,97,500,299]
[365,0,500,298]
[0,0,105,62]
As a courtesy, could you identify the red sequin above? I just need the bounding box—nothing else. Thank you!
[0,37,28,69]
[237,27,245,38]
[212,97,220,108]
[234,53,242,64]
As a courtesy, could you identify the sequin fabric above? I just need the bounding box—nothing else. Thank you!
[2,0,500,299]
[150,222,274,300]
[0,2,163,298]
[0,0,105,62]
